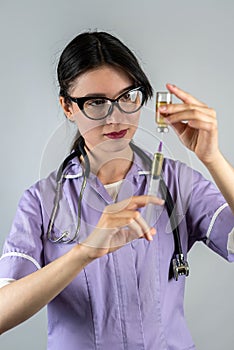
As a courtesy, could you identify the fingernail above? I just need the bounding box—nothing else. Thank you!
[159,106,167,112]
[167,83,176,89]
[148,234,153,241]
[145,230,153,241]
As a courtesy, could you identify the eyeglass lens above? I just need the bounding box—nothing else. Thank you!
[83,89,143,119]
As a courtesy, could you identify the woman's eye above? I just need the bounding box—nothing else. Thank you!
[87,99,106,107]
[121,91,137,102]
[121,93,131,101]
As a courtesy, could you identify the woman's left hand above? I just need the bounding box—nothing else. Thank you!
[159,84,219,164]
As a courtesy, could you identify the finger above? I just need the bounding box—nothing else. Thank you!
[134,214,156,241]
[128,219,156,241]
[166,84,207,107]
[185,118,218,132]
[104,209,157,242]
[128,219,145,238]
[168,121,188,137]
[100,210,141,228]
[106,195,164,213]
[164,109,216,126]
[159,103,216,119]
[168,118,217,140]
[125,195,165,210]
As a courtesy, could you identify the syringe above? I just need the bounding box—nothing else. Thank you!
[145,141,164,225]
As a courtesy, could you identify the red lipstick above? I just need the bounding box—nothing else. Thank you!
[104,129,128,139]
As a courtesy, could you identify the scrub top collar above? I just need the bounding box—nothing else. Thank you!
[61,148,152,182]
[59,148,153,205]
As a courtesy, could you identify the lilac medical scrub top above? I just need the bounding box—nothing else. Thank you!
[0,150,234,350]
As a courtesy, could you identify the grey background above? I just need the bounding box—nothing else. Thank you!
[0,0,234,349]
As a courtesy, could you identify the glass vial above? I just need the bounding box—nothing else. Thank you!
[156,91,172,133]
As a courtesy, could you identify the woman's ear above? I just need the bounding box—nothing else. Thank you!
[59,96,75,121]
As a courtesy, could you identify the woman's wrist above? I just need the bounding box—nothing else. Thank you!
[200,149,223,169]
[201,150,234,213]
[70,244,97,268]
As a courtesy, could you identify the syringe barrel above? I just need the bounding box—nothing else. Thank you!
[145,152,164,225]
[151,152,164,178]
[145,177,160,224]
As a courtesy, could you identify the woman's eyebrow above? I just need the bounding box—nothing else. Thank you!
[83,85,135,98]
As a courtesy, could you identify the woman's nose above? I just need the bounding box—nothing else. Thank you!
[105,103,125,124]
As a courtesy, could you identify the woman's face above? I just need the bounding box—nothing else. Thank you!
[61,65,141,153]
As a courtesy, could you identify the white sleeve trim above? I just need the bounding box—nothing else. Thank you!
[206,203,228,244]
[0,252,41,270]
[0,278,16,288]
[63,171,83,179]
[227,227,234,254]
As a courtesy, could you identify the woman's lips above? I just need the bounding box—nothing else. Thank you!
[104,129,128,139]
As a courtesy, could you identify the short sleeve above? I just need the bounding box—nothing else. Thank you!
[181,164,234,260]
[227,227,234,261]
[0,186,44,279]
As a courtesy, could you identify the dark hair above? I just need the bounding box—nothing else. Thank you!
[57,30,153,150]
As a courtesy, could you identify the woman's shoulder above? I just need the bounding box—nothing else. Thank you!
[162,157,210,193]
[21,156,82,201]
[163,157,193,174]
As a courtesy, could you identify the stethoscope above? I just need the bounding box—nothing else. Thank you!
[47,136,189,280]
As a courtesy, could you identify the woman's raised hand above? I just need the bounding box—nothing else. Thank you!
[81,195,164,259]
[160,84,219,165]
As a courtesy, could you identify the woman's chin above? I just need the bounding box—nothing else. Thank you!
[99,138,131,153]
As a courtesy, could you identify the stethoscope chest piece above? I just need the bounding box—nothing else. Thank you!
[172,254,189,281]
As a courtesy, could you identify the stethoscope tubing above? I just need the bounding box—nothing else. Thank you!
[47,138,189,279]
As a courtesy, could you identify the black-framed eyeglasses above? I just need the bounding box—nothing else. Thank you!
[67,86,145,120]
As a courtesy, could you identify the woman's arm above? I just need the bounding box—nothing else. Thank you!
[0,195,163,334]
[203,151,234,213]
[0,244,92,334]
[160,84,234,213]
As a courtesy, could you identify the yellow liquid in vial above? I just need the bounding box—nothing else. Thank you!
[156,101,170,127]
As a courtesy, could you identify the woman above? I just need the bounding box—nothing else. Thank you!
[0,31,233,350]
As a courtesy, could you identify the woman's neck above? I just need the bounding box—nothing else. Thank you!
[83,143,134,185]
